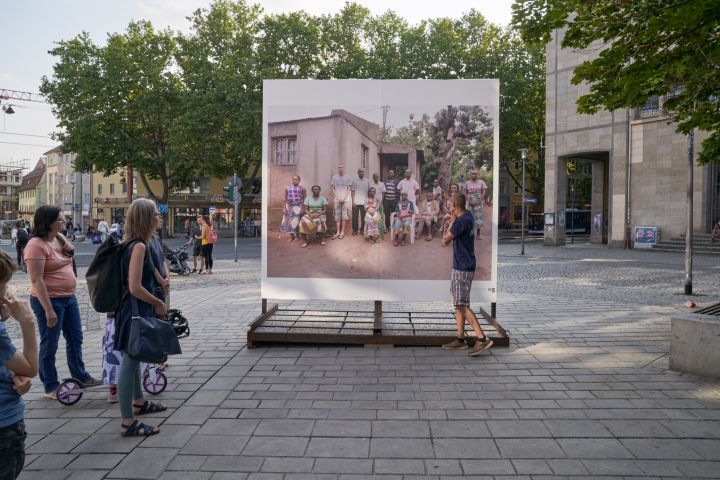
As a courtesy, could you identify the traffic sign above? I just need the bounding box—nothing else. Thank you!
[209,205,217,215]
[158,204,169,213]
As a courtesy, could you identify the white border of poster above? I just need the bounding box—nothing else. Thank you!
[261,79,499,303]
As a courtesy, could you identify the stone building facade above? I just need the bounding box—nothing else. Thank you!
[18,160,46,223]
[43,146,91,229]
[544,29,717,247]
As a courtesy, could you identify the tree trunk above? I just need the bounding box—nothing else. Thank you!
[138,172,163,203]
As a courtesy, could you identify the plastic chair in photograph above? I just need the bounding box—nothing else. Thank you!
[390,212,416,245]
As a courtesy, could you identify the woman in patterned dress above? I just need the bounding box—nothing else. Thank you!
[279,175,305,242]
[463,170,487,240]
[299,185,328,248]
[363,187,383,243]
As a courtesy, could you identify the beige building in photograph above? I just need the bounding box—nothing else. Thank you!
[267,109,421,229]
[544,29,717,248]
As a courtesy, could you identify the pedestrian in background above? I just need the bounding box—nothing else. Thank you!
[441,192,493,356]
[10,225,17,246]
[15,221,29,273]
[190,216,203,273]
[200,215,214,275]
[24,206,98,399]
[0,249,38,480]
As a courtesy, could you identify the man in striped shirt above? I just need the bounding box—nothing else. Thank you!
[383,169,398,229]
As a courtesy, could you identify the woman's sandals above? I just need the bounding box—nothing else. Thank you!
[133,400,167,416]
[121,420,160,437]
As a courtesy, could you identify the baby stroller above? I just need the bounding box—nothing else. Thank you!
[55,309,190,406]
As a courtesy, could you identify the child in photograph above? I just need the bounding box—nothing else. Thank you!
[393,192,415,246]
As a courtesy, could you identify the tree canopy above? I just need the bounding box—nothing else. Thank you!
[41,0,546,203]
[512,0,720,164]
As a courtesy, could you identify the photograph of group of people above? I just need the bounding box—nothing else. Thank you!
[264,92,496,283]
[277,167,488,248]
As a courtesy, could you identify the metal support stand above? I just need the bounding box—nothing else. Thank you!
[247,299,509,349]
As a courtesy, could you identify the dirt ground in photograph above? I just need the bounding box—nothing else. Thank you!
[266,205,493,280]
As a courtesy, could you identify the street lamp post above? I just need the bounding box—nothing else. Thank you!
[571,161,576,245]
[519,148,528,255]
[685,130,694,295]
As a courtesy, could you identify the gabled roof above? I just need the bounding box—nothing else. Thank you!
[43,145,63,156]
[18,160,46,193]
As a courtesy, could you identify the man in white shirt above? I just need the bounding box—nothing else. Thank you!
[370,172,386,204]
[98,219,110,241]
[351,168,371,236]
[397,169,421,205]
[331,165,352,239]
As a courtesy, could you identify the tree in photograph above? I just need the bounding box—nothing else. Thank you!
[41,21,190,203]
[386,106,493,190]
[512,0,720,164]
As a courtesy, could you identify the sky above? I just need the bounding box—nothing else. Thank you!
[0,0,514,170]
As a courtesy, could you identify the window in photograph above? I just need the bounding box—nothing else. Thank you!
[110,183,115,194]
[273,137,297,165]
[514,184,521,194]
[287,138,297,164]
[361,144,369,170]
[122,182,127,194]
[98,184,103,194]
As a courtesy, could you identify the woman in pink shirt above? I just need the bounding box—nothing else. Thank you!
[24,206,97,399]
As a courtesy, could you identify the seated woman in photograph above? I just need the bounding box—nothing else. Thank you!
[363,187,383,243]
[393,192,415,246]
[299,185,328,248]
[416,192,440,241]
[279,175,305,242]
[440,183,460,238]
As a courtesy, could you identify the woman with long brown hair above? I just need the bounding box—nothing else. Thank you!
[115,198,168,437]
[24,205,97,399]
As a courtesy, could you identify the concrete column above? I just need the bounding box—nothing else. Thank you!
[590,160,607,244]
[543,144,567,246]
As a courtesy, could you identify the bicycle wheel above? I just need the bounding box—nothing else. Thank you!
[56,379,84,406]
[143,371,167,395]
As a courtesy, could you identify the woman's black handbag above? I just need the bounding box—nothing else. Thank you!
[126,296,182,364]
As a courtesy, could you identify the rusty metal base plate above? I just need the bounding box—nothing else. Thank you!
[247,304,509,349]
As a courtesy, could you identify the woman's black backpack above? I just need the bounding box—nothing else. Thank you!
[86,234,130,313]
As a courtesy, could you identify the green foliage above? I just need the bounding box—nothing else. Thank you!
[513,0,720,164]
[41,0,546,203]
[176,0,263,185]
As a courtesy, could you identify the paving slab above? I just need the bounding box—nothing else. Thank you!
[9,244,720,479]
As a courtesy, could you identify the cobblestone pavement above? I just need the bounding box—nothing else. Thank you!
[11,242,720,480]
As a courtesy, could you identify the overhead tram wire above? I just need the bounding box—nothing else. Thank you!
[0,140,56,148]
[0,131,53,139]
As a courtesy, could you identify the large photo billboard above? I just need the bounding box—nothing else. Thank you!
[262,80,499,302]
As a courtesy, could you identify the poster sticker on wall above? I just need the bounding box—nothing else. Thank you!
[261,79,499,302]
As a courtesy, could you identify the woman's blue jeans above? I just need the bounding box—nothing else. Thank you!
[30,295,91,393]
